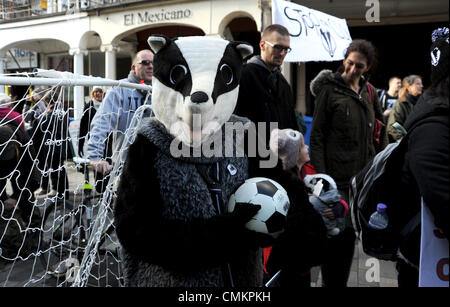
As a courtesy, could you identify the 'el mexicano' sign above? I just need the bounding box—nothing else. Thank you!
[124,8,192,26]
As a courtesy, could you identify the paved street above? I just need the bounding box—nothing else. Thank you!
[1,162,122,287]
[64,162,400,287]
[65,163,400,288]
[310,241,398,287]
[1,162,399,287]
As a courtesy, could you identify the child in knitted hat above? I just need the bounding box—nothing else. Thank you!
[269,128,303,171]
[269,128,348,237]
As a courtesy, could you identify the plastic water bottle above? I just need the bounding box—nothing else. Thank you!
[368,203,389,230]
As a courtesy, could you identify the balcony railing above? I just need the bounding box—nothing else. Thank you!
[0,0,150,22]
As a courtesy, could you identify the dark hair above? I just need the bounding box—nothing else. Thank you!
[344,39,377,69]
[262,24,290,39]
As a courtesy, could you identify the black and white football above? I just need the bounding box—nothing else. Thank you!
[227,177,290,238]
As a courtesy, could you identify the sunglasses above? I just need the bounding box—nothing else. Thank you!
[264,40,292,53]
[137,60,153,66]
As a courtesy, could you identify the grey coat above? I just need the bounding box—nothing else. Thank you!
[114,115,264,287]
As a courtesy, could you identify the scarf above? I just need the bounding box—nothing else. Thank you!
[247,55,281,92]
[127,71,150,97]
[127,71,142,84]
[92,99,101,110]
[407,94,421,106]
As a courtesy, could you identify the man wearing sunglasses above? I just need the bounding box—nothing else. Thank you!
[88,49,154,175]
[235,24,300,143]
[235,25,325,288]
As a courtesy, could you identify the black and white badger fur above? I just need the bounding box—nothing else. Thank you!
[114,35,270,287]
[150,35,253,146]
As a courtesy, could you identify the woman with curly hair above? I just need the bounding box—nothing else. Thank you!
[309,39,388,286]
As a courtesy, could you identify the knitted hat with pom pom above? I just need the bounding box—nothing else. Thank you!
[430,27,449,86]
[269,128,303,170]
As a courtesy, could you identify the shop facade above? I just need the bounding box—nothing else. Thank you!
[0,0,266,118]
[0,0,448,119]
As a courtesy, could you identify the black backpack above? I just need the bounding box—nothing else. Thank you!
[349,115,444,261]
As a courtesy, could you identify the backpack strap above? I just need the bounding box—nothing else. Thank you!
[195,162,223,213]
[379,90,387,109]
[194,162,235,288]
[379,89,386,101]
[397,212,421,269]
[400,212,421,238]
[366,82,384,151]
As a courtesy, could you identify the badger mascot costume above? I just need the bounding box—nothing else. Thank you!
[114,35,274,287]
[115,35,328,287]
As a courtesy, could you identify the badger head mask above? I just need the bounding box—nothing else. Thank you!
[147,35,253,147]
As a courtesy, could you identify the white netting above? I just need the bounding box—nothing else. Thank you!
[0,71,151,287]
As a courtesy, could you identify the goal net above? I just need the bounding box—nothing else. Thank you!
[0,70,152,287]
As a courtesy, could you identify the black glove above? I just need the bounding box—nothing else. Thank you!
[230,202,275,248]
[331,201,345,218]
[230,202,261,225]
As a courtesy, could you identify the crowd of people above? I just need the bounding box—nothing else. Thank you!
[0,23,448,288]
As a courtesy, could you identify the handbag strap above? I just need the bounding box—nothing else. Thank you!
[367,82,374,104]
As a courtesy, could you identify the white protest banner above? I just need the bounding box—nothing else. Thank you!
[272,0,352,62]
[419,199,449,287]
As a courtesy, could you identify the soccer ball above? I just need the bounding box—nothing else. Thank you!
[227,177,290,238]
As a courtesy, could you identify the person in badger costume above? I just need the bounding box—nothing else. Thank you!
[114,35,327,287]
[114,35,267,287]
